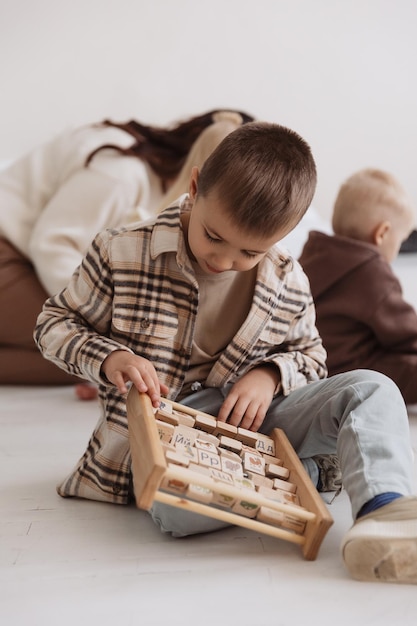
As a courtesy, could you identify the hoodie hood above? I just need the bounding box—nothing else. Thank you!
[298,231,382,298]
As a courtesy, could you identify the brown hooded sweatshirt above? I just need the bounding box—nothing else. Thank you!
[299,230,417,404]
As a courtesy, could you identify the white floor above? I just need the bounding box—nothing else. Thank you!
[1,254,417,626]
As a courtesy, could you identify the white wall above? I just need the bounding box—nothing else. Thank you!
[1,0,416,220]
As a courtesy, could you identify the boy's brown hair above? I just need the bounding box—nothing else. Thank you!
[332,168,415,239]
[196,122,317,236]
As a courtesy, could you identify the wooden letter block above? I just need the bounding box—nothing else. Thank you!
[210,468,234,484]
[171,424,198,447]
[186,483,213,504]
[165,450,190,467]
[255,435,276,457]
[194,413,217,433]
[156,409,179,426]
[161,441,176,453]
[174,443,198,462]
[245,472,274,489]
[212,492,236,508]
[265,463,290,480]
[274,489,298,504]
[198,449,221,469]
[194,431,220,448]
[273,477,297,493]
[233,476,255,491]
[262,453,283,466]
[221,455,244,478]
[232,499,259,518]
[155,419,175,443]
[161,472,188,494]
[194,438,218,454]
[213,422,238,437]
[236,427,260,447]
[256,506,306,534]
[218,435,242,454]
[257,485,300,506]
[188,462,211,476]
[172,409,195,428]
[218,448,242,462]
[243,451,266,476]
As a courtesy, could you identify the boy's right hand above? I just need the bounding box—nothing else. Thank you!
[102,350,169,408]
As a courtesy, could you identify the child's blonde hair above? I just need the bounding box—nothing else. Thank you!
[332,168,415,239]
[157,112,246,212]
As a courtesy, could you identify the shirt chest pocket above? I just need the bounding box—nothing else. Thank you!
[112,295,179,340]
[257,306,295,346]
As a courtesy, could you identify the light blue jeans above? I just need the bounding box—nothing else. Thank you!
[150,370,414,536]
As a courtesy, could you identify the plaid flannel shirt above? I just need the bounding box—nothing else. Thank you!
[35,202,327,504]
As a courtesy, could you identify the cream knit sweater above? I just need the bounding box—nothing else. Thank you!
[0,124,164,295]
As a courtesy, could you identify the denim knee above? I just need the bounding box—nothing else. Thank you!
[149,502,230,537]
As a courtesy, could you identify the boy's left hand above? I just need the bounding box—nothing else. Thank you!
[217,365,280,431]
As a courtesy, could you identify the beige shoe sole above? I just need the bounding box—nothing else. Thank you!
[343,534,417,583]
[342,497,417,584]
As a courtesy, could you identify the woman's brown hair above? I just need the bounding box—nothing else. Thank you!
[85,109,254,187]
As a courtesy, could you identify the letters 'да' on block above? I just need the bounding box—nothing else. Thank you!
[127,388,334,561]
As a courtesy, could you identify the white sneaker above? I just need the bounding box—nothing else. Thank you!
[341,496,417,584]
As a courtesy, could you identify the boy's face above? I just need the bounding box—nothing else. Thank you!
[184,168,289,275]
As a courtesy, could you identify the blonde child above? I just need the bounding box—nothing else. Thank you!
[299,168,417,405]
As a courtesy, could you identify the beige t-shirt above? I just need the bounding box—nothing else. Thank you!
[181,262,257,396]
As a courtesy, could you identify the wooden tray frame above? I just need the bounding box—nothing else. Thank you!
[127,387,333,560]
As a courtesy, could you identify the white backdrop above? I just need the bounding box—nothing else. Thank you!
[1,0,416,220]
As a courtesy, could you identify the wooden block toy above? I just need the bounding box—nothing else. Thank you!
[188,462,210,476]
[232,498,259,518]
[262,453,283,466]
[242,450,266,475]
[197,448,222,470]
[175,443,198,462]
[232,475,256,491]
[172,409,195,428]
[218,435,243,454]
[127,388,334,560]
[194,413,217,433]
[220,455,244,478]
[186,482,213,504]
[257,484,298,505]
[209,468,235,484]
[159,400,173,413]
[265,462,290,480]
[160,472,188,494]
[213,421,238,437]
[236,427,260,447]
[155,419,175,443]
[218,447,242,462]
[212,491,237,508]
[273,477,297,493]
[255,435,276,457]
[165,449,190,467]
[245,472,274,490]
[156,409,180,426]
[171,424,198,447]
[257,506,306,533]
[195,438,218,454]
